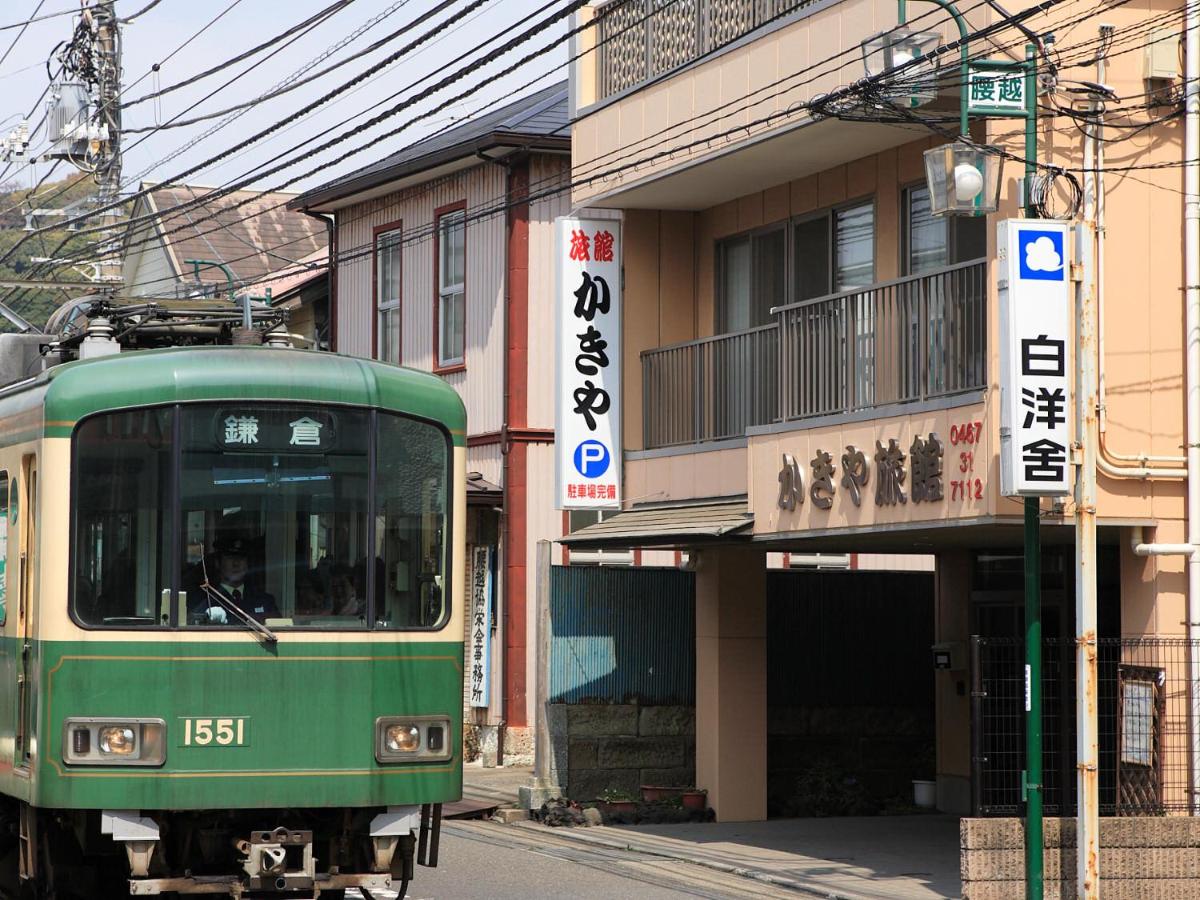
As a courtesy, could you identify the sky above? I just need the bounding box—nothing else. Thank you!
[0,0,571,198]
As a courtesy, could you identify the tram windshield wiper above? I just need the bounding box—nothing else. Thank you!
[197,580,278,644]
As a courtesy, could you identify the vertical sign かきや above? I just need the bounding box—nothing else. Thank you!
[556,217,621,509]
[998,219,1073,496]
[469,545,492,708]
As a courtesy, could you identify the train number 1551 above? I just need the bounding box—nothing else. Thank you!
[180,717,249,747]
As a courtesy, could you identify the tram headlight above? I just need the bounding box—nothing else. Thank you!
[63,718,166,767]
[98,726,137,755]
[375,716,452,763]
[385,724,420,753]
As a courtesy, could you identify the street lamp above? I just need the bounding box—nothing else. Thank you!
[860,27,942,107]
[923,141,1002,215]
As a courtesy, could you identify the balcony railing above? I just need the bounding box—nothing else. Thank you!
[642,323,779,448]
[776,258,987,421]
[596,0,813,101]
[639,259,988,450]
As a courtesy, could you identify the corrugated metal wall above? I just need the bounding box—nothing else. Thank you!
[334,164,508,435]
[550,565,696,705]
[467,443,503,488]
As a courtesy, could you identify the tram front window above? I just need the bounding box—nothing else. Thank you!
[72,405,449,630]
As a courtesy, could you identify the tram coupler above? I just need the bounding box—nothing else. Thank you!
[235,827,315,892]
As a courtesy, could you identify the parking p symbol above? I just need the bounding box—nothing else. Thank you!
[573,440,611,478]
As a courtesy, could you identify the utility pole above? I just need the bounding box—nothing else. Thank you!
[40,0,124,286]
[90,0,123,284]
[1020,43,1045,900]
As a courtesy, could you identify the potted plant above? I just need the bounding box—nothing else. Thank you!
[599,788,637,814]
[911,744,937,809]
[641,785,685,803]
[680,788,707,811]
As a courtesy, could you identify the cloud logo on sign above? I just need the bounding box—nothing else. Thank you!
[573,440,611,478]
[1018,230,1065,281]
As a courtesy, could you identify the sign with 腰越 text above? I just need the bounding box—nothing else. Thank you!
[469,545,492,708]
[998,219,1073,496]
[555,217,621,509]
[967,62,1027,117]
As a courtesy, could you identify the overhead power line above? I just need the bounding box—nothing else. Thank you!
[27,0,1175,307]
[0,6,86,33]
[122,0,481,133]
[118,0,166,24]
[121,0,352,109]
[0,0,49,72]
[0,0,496,308]
[0,0,386,235]
[30,0,518,241]
[103,0,1089,299]
[24,0,1013,282]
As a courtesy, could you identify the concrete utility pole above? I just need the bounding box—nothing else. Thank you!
[90,0,123,284]
[39,0,124,285]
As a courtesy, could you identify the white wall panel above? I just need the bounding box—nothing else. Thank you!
[467,443,504,488]
[857,553,936,572]
[334,164,508,436]
[527,155,572,429]
[125,229,178,297]
[641,550,678,567]
[523,440,563,724]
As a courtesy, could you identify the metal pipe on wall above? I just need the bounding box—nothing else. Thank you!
[1185,0,1200,820]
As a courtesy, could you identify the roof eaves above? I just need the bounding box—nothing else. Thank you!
[288,130,570,212]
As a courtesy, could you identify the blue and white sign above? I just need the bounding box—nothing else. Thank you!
[573,440,611,478]
[998,219,1073,496]
[469,545,493,708]
[1016,229,1065,281]
[556,217,621,509]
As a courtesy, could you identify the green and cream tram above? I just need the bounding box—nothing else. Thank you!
[0,332,465,898]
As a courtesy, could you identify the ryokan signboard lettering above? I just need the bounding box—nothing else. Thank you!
[555,217,621,510]
[776,433,948,513]
[751,405,993,534]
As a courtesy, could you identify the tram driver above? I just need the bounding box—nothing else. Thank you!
[190,534,279,625]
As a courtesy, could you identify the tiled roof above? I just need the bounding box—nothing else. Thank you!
[291,81,569,210]
[259,247,328,301]
[141,184,328,288]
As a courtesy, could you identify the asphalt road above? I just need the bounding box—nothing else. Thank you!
[349,820,792,900]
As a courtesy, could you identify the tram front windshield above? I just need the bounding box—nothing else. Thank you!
[71,404,449,630]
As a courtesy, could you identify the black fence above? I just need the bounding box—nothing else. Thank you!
[973,637,1196,816]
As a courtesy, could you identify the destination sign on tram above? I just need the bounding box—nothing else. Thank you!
[213,408,338,453]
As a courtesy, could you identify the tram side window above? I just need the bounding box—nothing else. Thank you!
[72,410,174,627]
[0,472,8,625]
[375,413,449,629]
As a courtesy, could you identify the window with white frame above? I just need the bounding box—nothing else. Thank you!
[567,510,633,566]
[437,208,466,368]
[375,228,402,364]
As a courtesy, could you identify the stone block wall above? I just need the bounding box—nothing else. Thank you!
[961,817,1200,899]
[549,703,696,800]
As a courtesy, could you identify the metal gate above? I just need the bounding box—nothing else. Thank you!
[972,637,1189,816]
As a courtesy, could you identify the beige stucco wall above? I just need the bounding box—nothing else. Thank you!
[571,0,989,206]
[588,0,1193,643]
[623,136,941,453]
